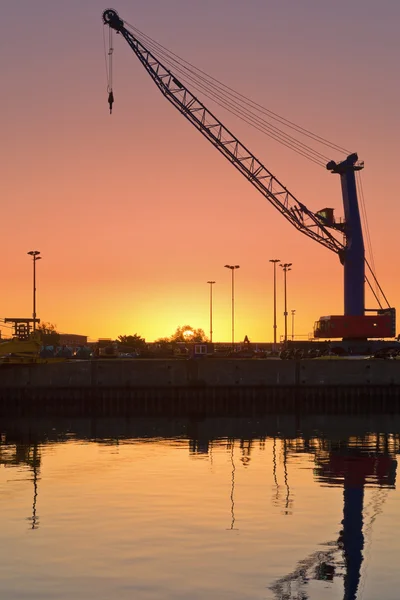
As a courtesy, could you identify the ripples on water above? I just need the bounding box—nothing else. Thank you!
[0,415,399,599]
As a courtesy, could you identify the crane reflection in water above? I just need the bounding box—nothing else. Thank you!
[269,433,397,600]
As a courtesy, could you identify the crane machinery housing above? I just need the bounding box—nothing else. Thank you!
[103,9,397,353]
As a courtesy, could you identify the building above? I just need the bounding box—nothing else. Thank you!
[58,333,88,347]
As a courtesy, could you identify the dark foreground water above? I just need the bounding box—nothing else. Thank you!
[0,414,399,600]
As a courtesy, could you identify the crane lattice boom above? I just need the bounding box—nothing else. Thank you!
[103,9,344,255]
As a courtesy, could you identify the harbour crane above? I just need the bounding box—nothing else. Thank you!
[102,9,396,349]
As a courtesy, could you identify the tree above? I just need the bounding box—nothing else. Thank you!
[37,322,60,346]
[117,334,147,351]
[153,337,171,346]
[169,325,208,343]
[152,326,207,357]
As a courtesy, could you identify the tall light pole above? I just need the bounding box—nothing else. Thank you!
[207,281,216,342]
[269,259,280,349]
[224,265,240,351]
[279,263,292,343]
[291,309,296,341]
[27,250,41,332]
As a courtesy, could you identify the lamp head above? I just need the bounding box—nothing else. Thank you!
[280,262,292,270]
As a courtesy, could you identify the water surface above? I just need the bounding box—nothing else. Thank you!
[0,415,399,599]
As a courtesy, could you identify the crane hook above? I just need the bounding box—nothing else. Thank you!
[108,90,114,114]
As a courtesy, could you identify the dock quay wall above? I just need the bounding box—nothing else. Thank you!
[0,358,399,416]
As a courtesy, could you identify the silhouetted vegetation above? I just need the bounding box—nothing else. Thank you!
[117,334,147,352]
[37,322,60,346]
[155,325,208,344]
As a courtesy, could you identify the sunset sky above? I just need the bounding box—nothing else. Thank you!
[2,0,400,342]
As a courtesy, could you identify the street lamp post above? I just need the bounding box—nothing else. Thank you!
[291,309,296,341]
[269,259,280,350]
[279,263,292,343]
[27,251,41,332]
[224,265,240,351]
[207,281,216,342]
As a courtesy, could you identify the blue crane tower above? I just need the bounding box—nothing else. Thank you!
[326,154,365,317]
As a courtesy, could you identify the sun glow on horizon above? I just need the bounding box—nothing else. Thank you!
[1,1,400,343]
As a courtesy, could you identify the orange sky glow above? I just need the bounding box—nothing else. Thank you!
[2,0,400,342]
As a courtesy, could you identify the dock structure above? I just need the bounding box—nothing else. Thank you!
[0,358,399,416]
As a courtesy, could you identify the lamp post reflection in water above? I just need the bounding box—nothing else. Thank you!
[31,445,40,530]
[227,440,238,531]
[272,437,280,504]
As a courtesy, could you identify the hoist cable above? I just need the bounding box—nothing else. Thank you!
[357,175,376,298]
[365,259,391,308]
[130,32,326,167]
[166,64,325,166]
[126,21,350,156]
[102,24,110,90]
[357,172,380,302]
[357,175,373,270]
[365,276,383,310]
[135,33,329,164]
[131,28,330,163]
[136,37,326,166]
[137,33,331,163]
[108,28,113,92]
[128,20,348,156]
